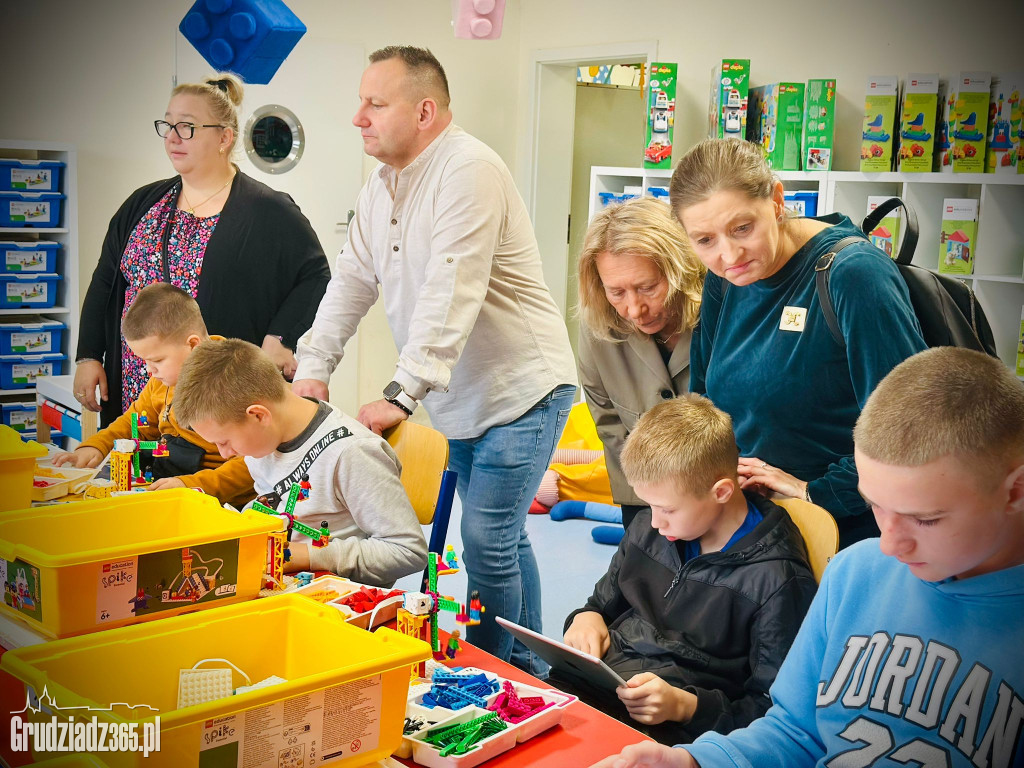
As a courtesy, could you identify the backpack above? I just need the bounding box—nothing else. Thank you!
[813,197,998,356]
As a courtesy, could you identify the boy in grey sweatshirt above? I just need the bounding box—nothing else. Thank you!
[173,338,427,586]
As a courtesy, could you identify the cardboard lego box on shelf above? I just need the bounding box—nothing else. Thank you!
[937,198,979,276]
[803,78,836,171]
[644,62,678,169]
[747,82,805,170]
[708,58,750,140]
[860,76,900,171]
[898,73,940,172]
[951,71,991,174]
[986,71,1023,174]
[866,196,903,259]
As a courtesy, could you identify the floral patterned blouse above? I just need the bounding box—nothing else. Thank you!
[119,186,218,409]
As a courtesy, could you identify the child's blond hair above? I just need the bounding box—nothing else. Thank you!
[855,348,1024,485]
[621,394,738,496]
[174,338,286,427]
[121,282,207,342]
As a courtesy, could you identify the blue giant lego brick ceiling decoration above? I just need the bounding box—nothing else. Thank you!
[179,0,306,85]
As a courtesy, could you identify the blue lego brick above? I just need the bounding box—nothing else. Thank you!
[179,0,307,85]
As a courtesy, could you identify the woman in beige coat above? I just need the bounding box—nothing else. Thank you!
[577,197,705,529]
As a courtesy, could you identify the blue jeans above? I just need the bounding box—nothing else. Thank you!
[448,384,575,676]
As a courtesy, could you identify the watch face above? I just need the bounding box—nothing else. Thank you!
[383,381,402,399]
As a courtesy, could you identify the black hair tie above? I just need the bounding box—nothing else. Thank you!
[208,79,229,93]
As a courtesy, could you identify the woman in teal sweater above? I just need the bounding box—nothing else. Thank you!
[669,139,927,547]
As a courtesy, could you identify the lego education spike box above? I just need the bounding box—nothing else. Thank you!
[986,72,1023,174]
[708,59,750,139]
[803,78,836,171]
[179,0,306,85]
[898,73,939,172]
[747,82,805,170]
[1,595,430,768]
[644,62,678,169]
[937,198,979,276]
[951,71,991,174]
[0,488,280,638]
[860,76,899,171]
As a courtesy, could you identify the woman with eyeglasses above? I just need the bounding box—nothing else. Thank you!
[74,73,330,426]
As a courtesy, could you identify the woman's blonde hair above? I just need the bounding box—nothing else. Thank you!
[577,197,704,341]
[669,138,777,216]
[171,72,244,154]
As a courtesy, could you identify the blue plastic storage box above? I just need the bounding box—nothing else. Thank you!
[0,192,64,227]
[784,191,819,217]
[0,353,66,389]
[1,402,37,433]
[0,159,64,192]
[1,241,59,273]
[19,429,64,445]
[0,319,65,355]
[0,273,61,308]
[647,186,670,200]
[598,191,642,207]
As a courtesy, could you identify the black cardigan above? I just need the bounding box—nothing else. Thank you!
[78,171,331,426]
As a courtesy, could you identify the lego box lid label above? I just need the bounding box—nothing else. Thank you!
[10,169,52,189]
[2,558,43,623]
[198,677,382,766]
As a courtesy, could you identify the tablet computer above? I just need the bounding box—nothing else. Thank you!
[496,616,627,692]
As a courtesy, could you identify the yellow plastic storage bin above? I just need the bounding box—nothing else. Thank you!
[2,594,431,768]
[0,488,280,638]
[0,423,46,512]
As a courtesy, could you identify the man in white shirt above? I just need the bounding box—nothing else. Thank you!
[293,46,577,674]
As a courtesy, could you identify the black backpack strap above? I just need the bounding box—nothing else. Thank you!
[862,197,919,266]
[813,236,868,349]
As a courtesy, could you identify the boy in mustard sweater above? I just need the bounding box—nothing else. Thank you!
[53,283,254,507]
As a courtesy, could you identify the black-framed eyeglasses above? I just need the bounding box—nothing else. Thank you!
[154,120,225,140]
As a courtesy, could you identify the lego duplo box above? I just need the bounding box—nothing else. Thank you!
[708,59,750,139]
[937,198,979,276]
[803,78,836,171]
[866,196,902,259]
[898,73,939,172]
[986,72,1023,174]
[861,76,899,171]
[748,82,805,170]
[644,62,678,170]
[951,71,991,174]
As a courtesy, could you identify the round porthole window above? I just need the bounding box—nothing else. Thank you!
[244,104,304,174]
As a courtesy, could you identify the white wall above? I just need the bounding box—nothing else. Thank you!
[0,0,524,410]
[514,0,1024,173]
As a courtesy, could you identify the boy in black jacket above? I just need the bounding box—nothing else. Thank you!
[557,395,817,744]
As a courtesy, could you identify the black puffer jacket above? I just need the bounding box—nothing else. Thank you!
[564,494,817,740]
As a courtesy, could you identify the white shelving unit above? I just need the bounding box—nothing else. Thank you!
[0,140,79,439]
[589,166,1024,370]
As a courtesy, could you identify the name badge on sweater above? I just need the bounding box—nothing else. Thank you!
[780,306,807,332]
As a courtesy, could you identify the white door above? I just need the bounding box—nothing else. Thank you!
[174,34,366,413]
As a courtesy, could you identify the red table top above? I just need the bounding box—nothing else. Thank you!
[393,630,650,767]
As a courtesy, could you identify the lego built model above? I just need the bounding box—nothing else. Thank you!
[397,552,484,674]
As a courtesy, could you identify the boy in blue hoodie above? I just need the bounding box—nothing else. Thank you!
[590,346,1024,768]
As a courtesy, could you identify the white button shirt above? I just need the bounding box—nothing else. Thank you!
[295,124,576,440]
